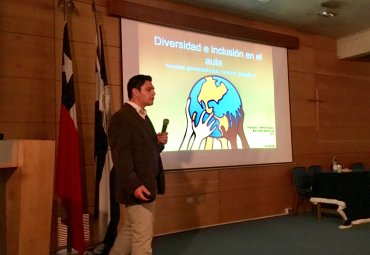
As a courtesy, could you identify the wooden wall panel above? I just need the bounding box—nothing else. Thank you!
[75,83,96,124]
[219,185,293,223]
[289,72,317,99]
[318,127,370,153]
[162,170,219,197]
[218,166,294,223]
[0,31,54,79]
[316,75,370,126]
[319,126,370,143]
[293,154,324,168]
[298,33,337,51]
[320,105,370,127]
[0,78,55,123]
[288,46,315,73]
[315,49,370,79]
[154,192,220,234]
[288,72,317,127]
[100,12,121,48]
[111,85,123,112]
[0,0,54,36]
[80,123,94,165]
[0,123,55,140]
[152,170,220,234]
[291,126,319,155]
[105,46,122,86]
[219,166,291,191]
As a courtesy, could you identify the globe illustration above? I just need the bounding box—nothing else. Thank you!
[188,75,243,138]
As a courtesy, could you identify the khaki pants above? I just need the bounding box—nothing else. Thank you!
[109,202,155,255]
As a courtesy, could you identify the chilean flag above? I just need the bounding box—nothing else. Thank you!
[55,21,86,254]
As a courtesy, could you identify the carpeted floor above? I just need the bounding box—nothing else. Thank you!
[152,213,370,255]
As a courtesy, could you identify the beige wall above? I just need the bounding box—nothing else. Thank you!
[1,0,370,250]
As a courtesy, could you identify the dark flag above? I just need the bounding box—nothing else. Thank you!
[55,20,86,254]
[94,19,113,225]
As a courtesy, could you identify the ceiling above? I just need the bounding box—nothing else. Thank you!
[169,0,370,39]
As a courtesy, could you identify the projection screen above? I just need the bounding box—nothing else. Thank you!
[120,18,292,170]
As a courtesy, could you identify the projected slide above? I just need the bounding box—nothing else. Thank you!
[121,19,292,169]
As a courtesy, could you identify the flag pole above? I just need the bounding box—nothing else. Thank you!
[92,0,100,31]
[92,0,100,219]
[92,0,114,232]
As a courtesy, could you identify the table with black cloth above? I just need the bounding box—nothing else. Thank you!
[310,170,370,226]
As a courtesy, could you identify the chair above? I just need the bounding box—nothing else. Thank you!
[292,166,312,215]
[351,162,365,171]
[307,165,322,183]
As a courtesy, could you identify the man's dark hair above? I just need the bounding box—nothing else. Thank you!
[127,75,152,99]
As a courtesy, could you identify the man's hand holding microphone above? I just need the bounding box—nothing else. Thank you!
[157,118,169,145]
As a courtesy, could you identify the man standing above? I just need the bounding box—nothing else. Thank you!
[108,75,167,255]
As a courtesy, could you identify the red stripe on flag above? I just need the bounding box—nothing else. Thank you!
[56,105,85,253]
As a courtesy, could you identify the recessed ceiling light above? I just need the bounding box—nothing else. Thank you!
[258,0,270,2]
[318,1,340,18]
[317,9,337,18]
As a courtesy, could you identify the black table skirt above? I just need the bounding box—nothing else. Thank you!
[311,171,370,222]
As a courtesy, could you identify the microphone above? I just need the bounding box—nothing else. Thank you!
[161,118,169,133]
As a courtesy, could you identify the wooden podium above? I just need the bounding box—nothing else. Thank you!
[0,140,55,255]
